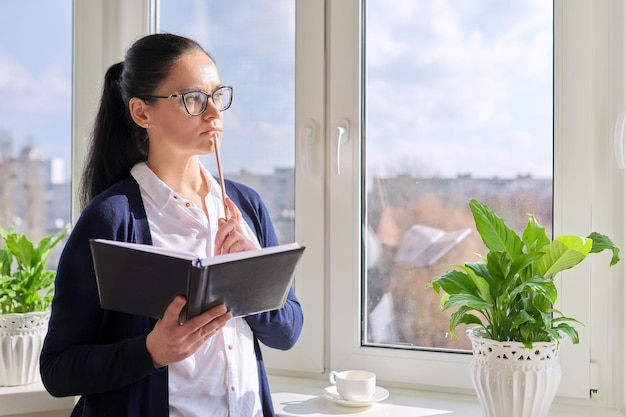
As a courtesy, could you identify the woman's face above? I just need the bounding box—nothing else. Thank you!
[143,49,225,158]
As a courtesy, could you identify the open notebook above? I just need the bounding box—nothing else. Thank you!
[90,239,305,322]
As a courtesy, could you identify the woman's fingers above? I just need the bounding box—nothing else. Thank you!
[214,223,256,254]
[164,295,187,325]
[185,304,231,334]
[146,298,232,368]
[223,197,241,221]
[214,199,256,254]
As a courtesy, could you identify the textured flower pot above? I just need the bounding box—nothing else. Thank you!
[0,311,50,386]
[467,327,562,417]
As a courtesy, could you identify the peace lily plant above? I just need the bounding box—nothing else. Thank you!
[427,199,621,348]
[0,226,67,386]
[0,227,67,314]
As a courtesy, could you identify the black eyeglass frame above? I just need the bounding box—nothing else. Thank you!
[139,85,233,115]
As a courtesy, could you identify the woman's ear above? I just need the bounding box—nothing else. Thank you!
[129,97,150,128]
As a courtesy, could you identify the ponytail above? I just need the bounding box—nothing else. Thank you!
[79,62,148,208]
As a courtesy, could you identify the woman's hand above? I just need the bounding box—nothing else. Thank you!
[214,197,256,255]
[145,296,232,368]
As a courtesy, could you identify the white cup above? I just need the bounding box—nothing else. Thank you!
[329,370,376,401]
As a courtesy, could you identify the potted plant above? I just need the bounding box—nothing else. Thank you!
[0,227,67,386]
[426,199,620,417]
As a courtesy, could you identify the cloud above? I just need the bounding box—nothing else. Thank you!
[173,0,294,61]
[0,48,71,114]
[364,0,552,178]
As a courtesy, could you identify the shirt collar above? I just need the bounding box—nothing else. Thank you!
[131,162,173,210]
[130,161,223,211]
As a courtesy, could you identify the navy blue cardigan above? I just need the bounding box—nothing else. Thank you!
[40,176,303,416]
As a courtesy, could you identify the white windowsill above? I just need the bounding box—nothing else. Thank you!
[269,375,626,417]
[2,375,624,417]
[0,381,74,416]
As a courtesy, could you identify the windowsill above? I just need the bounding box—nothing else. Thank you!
[2,375,624,417]
[269,375,626,417]
[0,381,74,416]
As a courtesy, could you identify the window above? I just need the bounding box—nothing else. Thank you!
[73,0,625,406]
[327,0,623,400]
[362,1,553,352]
[0,2,72,264]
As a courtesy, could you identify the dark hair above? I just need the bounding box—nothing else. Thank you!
[79,33,214,208]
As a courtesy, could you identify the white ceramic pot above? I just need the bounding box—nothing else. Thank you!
[0,311,50,386]
[467,327,562,417]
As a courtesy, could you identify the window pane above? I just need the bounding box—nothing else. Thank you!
[363,1,553,351]
[0,2,72,264]
[159,0,296,244]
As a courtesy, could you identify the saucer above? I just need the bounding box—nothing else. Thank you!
[322,385,389,407]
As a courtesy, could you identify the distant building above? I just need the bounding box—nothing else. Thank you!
[0,135,70,243]
[0,135,552,260]
[229,168,552,246]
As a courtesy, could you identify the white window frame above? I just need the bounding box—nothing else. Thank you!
[71,0,151,220]
[72,0,626,408]
[324,0,625,405]
[258,0,326,374]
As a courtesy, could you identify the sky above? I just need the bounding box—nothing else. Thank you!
[364,0,553,179]
[0,0,552,179]
[0,2,72,172]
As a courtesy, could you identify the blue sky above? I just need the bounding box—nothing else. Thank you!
[0,2,72,169]
[364,0,552,178]
[0,0,552,179]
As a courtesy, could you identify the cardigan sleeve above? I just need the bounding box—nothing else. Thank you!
[40,189,162,398]
[225,179,304,350]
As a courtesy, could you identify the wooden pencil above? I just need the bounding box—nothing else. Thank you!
[213,133,229,220]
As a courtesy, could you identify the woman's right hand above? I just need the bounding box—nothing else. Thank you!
[145,296,232,368]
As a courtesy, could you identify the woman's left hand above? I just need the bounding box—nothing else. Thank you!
[214,197,256,255]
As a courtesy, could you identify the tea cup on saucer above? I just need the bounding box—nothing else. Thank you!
[329,370,376,402]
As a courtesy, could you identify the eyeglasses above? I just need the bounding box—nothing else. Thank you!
[140,85,233,115]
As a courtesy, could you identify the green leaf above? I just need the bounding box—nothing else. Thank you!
[466,268,493,304]
[427,269,480,296]
[510,276,558,304]
[550,309,584,327]
[35,230,67,265]
[5,233,36,269]
[0,248,11,276]
[587,232,621,266]
[485,251,509,282]
[448,306,484,338]
[551,323,580,345]
[534,235,591,277]
[440,293,493,312]
[522,214,551,252]
[506,251,544,282]
[469,199,523,259]
[509,309,536,330]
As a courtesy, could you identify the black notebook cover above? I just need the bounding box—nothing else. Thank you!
[89,239,305,322]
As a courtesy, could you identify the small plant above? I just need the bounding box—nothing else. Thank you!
[427,199,621,348]
[0,227,67,314]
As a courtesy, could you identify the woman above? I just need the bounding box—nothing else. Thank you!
[40,33,303,417]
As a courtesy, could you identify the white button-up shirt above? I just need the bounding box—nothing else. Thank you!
[131,162,263,417]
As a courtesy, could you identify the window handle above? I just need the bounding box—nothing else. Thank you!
[334,119,350,175]
[614,111,626,169]
[300,119,317,173]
